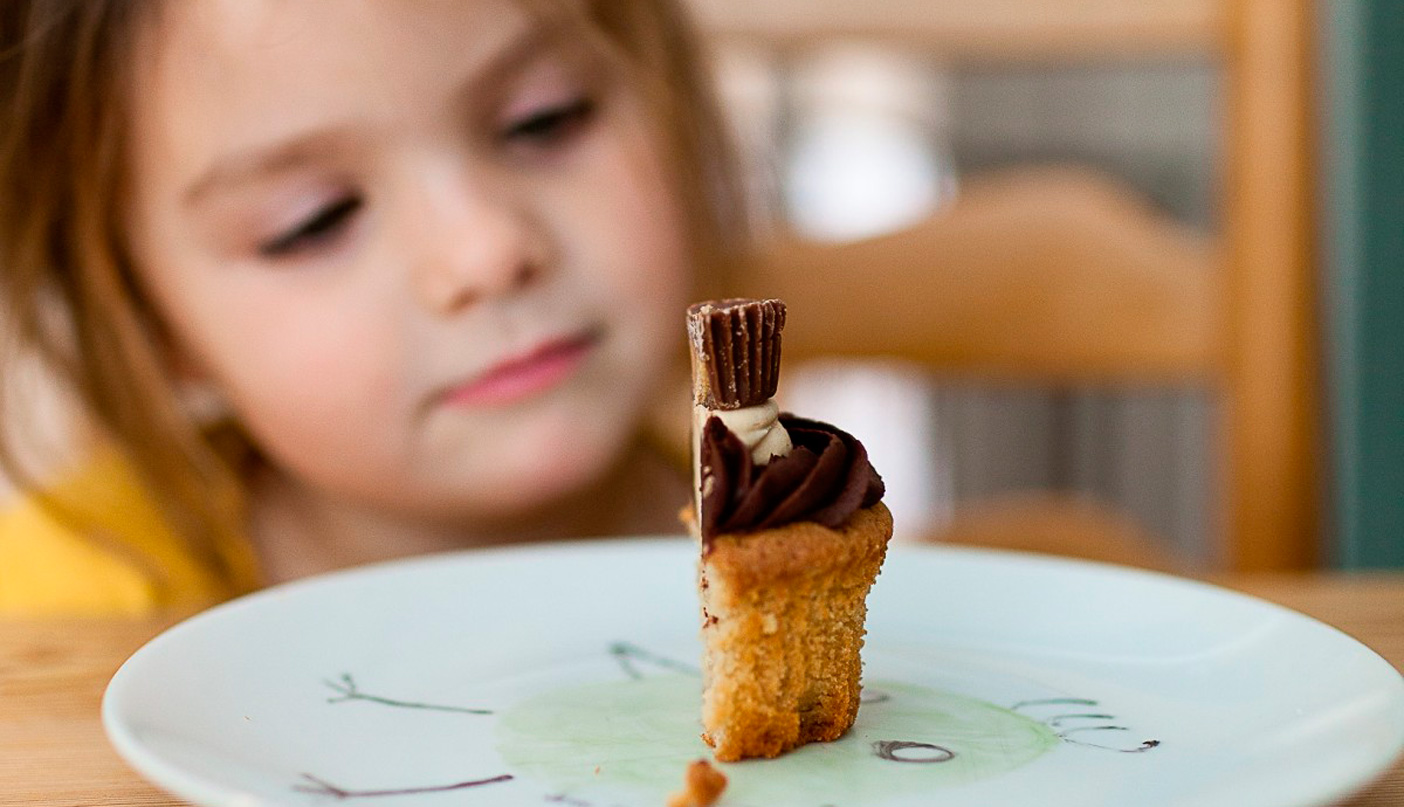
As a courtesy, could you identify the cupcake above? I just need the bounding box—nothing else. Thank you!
[683,298,892,762]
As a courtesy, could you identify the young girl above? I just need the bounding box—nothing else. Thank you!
[0,0,744,614]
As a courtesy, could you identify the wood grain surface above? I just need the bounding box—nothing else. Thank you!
[1,576,1400,806]
[686,0,1220,60]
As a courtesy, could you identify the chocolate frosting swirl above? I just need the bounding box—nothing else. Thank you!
[699,413,885,545]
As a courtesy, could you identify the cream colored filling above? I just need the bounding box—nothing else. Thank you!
[691,400,793,530]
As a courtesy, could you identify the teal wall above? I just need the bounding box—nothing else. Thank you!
[1325,0,1404,567]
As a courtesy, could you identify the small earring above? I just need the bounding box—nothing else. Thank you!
[176,380,233,425]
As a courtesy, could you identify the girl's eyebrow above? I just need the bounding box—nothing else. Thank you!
[183,136,333,207]
[180,21,557,208]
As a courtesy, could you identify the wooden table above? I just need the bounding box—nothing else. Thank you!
[2,572,1401,806]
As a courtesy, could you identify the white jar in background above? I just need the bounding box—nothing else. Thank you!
[783,43,957,243]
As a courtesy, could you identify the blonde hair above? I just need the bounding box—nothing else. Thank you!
[0,0,745,592]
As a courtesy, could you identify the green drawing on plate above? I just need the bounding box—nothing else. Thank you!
[495,675,1058,805]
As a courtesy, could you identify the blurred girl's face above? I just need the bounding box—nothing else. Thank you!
[125,0,691,521]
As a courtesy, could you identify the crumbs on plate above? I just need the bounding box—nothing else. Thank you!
[666,759,727,807]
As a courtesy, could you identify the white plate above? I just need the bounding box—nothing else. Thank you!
[104,539,1404,807]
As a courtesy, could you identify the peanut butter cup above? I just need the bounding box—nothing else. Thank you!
[686,298,785,410]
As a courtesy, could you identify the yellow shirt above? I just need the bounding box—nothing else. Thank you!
[0,454,261,616]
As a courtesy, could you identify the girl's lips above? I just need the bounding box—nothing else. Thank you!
[441,330,600,408]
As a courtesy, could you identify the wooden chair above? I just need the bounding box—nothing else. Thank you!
[690,0,1320,572]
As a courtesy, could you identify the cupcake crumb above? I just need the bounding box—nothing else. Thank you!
[666,759,727,807]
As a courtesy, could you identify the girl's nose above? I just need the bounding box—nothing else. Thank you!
[411,173,544,315]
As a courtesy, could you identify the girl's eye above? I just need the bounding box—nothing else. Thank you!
[502,96,596,146]
[259,195,362,258]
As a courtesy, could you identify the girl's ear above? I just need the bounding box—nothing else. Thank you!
[175,376,233,426]
[166,341,234,425]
